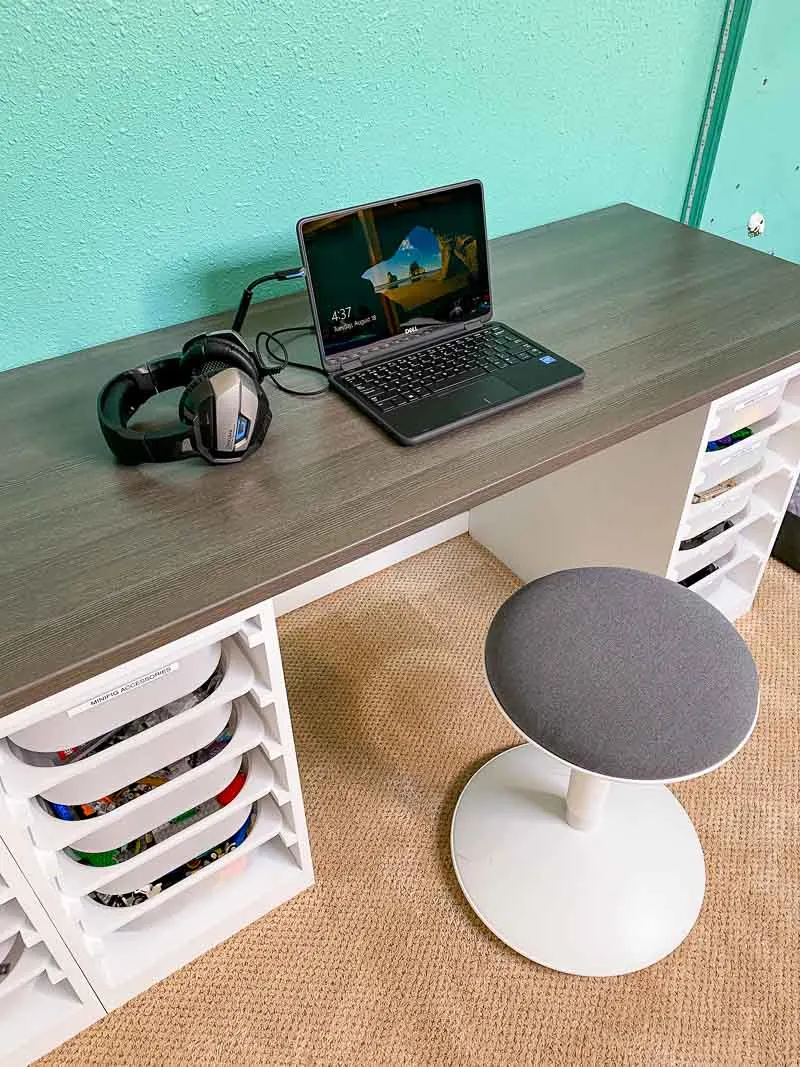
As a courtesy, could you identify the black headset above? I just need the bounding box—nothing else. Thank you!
[97,330,272,465]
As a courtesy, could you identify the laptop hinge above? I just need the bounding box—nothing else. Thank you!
[337,355,364,372]
[329,319,489,374]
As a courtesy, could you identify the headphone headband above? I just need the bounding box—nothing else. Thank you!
[181,331,261,382]
[97,356,195,464]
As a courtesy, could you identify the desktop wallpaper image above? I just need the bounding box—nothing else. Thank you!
[302,185,491,359]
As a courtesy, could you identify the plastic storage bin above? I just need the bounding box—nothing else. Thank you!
[38,701,232,808]
[28,744,250,854]
[85,802,257,903]
[0,641,254,803]
[8,643,223,757]
[708,380,785,441]
[683,480,753,540]
[53,750,277,898]
[697,437,769,492]
[672,524,738,583]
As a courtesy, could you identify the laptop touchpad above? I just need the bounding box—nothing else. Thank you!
[389,377,518,436]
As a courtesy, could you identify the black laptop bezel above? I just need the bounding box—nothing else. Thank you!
[296,179,492,374]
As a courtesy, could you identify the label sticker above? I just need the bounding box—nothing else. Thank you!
[734,386,779,412]
[71,663,180,715]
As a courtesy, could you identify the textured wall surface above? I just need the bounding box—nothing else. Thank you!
[1,0,722,370]
[701,0,800,264]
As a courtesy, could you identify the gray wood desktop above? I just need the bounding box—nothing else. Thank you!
[3,201,800,722]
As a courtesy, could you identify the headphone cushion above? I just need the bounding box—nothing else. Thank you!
[181,333,260,382]
[248,391,272,453]
[178,375,205,423]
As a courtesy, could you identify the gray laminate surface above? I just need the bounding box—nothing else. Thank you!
[2,204,800,715]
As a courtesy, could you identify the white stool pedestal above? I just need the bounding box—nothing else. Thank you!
[451,744,705,976]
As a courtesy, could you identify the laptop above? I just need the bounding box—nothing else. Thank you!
[297,179,585,445]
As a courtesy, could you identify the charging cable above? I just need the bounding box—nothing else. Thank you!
[232,268,329,397]
[255,326,330,397]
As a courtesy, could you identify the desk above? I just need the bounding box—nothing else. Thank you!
[1,204,799,1058]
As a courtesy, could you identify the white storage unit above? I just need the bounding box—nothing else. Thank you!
[0,834,103,1067]
[667,365,800,620]
[0,598,313,1024]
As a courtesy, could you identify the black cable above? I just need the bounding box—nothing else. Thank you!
[254,326,330,397]
[231,267,328,397]
[231,267,305,333]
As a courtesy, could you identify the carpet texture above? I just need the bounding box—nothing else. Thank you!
[38,537,799,1067]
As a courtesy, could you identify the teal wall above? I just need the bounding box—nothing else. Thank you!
[701,0,800,262]
[0,0,723,371]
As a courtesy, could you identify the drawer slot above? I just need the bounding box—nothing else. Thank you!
[0,901,40,947]
[0,943,63,1004]
[39,702,233,809]
[672,524,738,582]
[27,702,263,851]
[708,380,785,441]
[7,643,223,753]
[77,795,283,937]
[84,802,263,903]
[55,749,277,898]
[0,641,253,801]
[683,481,752,540]
[698,438,769,490]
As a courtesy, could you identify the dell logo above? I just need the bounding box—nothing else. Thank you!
[404,326,418,334]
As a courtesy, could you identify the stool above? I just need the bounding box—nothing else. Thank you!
[451,567,759,976]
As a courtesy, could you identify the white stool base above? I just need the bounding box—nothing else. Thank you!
[451,744,705,976]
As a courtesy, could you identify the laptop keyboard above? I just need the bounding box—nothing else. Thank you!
[341,324,552,413]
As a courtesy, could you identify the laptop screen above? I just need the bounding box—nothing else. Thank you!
[298,181,491,367]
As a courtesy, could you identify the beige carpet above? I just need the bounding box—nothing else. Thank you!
[39,537,799,1067]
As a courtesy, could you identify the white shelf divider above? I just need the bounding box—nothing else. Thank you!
[0,901,41,948]
[0,944,61,1005]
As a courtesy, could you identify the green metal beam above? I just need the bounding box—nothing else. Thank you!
[682,0,752,227]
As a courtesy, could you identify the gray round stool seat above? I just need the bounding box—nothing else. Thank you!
[485,567,759,780]
[451,567,759,978]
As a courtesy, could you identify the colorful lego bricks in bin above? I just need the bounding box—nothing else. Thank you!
[89,804,257,908]
[65,766,248,867]
[706,427,753,452]
[40,713,236,821]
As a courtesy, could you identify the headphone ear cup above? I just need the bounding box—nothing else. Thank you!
[179,366,272,462]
